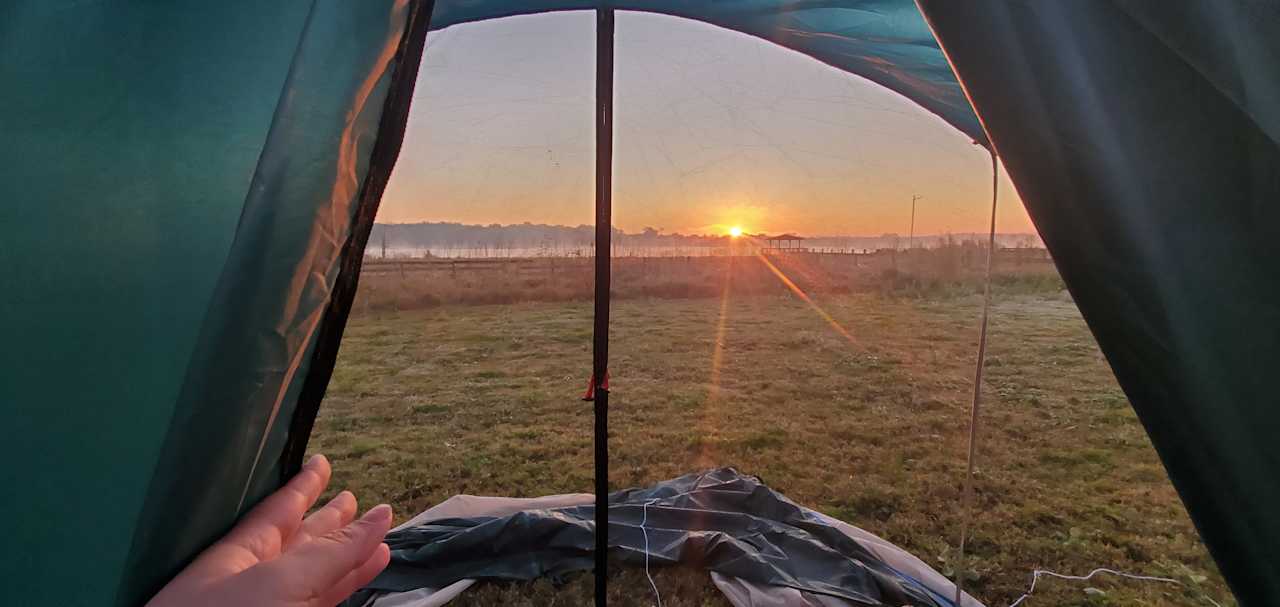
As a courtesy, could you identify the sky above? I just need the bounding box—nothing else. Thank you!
[379,10,1035,238]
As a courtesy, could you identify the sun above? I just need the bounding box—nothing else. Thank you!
[728,226,743,238]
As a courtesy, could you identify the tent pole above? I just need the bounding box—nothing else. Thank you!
[592,5,615,606]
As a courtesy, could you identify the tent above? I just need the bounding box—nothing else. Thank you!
[1,1,1276,605]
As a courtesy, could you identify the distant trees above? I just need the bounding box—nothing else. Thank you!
[367,221,1043,257]
[370,221,729,255]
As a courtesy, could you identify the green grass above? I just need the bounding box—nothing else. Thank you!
[311,285,1232,606]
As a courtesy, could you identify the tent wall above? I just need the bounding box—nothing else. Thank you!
[0,2,308,603]
[0,1,429,605]
[918,2,1279,605]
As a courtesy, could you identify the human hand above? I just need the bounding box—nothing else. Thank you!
[147,454,392,607]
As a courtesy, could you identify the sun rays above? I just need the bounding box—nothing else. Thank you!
[755,252,858,346]
[695,256,736,468]
[693,247,861,468]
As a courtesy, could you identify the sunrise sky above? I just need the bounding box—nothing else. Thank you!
[379,10,1034,238]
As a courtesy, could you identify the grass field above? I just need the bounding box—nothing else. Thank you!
[312,256,1231,606]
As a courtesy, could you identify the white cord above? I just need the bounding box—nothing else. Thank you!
[954,150,1000,606]
[639,499,663,607]
[1006,567,1222,607]
[624,474,713,607]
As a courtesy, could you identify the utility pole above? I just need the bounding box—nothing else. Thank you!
[908,194,922,249]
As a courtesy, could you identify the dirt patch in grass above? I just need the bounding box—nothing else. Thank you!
[311,281,1231,606]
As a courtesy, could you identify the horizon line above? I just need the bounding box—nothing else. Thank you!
[373,220,1040,240]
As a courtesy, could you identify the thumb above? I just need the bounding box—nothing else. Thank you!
[270,504,394,602]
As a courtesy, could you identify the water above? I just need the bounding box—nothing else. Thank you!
[370,233,1043,260]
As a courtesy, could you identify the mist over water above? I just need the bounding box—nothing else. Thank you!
[369,222,1042,259]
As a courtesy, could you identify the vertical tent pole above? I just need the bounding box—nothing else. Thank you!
[592,5,615,606]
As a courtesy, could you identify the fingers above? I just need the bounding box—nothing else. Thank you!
[226,454,332,559]
[317,543,392,607]
[286,490,358,551]
[278,503,394,598]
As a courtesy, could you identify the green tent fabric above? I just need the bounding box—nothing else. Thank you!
[0,1,431,604]
[1,0,1275,605]
[918,2,1280,605]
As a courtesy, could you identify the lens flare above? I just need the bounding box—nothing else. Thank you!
[756,253,858,346]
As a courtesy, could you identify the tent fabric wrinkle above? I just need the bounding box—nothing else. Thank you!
[345,469,983,607]
[1111,0,1280,147]
[918,2,1280,605]
[112,2,420,604]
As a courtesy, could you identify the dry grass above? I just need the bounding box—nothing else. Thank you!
[311,254,1232,607]
[353,247,1059,312]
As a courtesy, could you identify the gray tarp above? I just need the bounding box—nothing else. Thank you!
[347,469,983,607]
